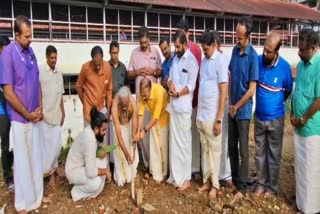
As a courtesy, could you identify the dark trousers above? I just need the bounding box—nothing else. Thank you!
[0,114,13,184]
[228,116,250,191]
[254,117,284,193]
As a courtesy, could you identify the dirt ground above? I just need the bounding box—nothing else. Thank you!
[0,117,296,214]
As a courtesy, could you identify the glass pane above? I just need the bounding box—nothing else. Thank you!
[159,28,170,41]
[160,13,170,28]
[106,26,117,41]
[32,2,48,20]
[0,0,12,18]
[88,24,103,41]
[14,1,30,18]
[52,4,68,22]
[205,18,213,31]
[71,24,87,40]
[185,16,194,29]
[147,12,158,27]
[195,16,204,30]
[0,20,12,37]
[33,22,49,39]
[171,15,182,28]
[148,27,158,42]
[133,11,144,26]
[216,18,224,31]
[225,18,233,32]
[88,7,103,24]
[118,27,131,41]
[119,10,131,25]
[252,21,259,33]
[52,23,69,39]
[105,9,118,25]
[195,30,202,43]
[70,6,86,23]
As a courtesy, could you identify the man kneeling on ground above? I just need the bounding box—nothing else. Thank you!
[65,106,112,201]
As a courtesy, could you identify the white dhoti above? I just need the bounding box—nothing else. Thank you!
[41,121,62,175]
[167,112,192,187]
[191,108,201,173]
[218,105,232,181]
[112,123,139,186]
[149,123,168,182]
[10,121,43,212]
[67,158,107,201]
[196,120,221,189]
[139,109,151,168]
[294,133,320,214]
[108,119,114,164]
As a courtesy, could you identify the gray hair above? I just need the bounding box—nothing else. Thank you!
[118,86,131,99]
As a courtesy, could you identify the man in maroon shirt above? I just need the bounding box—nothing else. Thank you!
[177,19,202,178]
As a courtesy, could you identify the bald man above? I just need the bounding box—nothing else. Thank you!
[133,78,169,182]
[254,33,293,198]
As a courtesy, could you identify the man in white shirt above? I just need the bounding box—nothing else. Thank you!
[166,30,199,191]
[197,31,228,199]
[39,45,65,189]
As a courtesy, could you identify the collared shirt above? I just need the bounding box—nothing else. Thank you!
[229,44,259,120]
[161,53,175,80]
[76,60,112,123]
[166,50,199,114]
[109,60,128,98]
[0,60,6,115]
[0,41,40,123]
[39,64,64,125]
[197,50,228,122]
[128,45,162,98]
[65,126,99,180]
[138,83,169,127]
[293,53,320,137]
[256,55,293,121]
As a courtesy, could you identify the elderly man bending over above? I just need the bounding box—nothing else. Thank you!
[112,86,139,186]
[133,78,169,182]
[65,106,111,201]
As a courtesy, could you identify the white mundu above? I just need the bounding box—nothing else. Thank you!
[39,64,64,175]
[65,126,107,201]
[166,49,199,187]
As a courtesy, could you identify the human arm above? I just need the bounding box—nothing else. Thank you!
[76,65,86,104]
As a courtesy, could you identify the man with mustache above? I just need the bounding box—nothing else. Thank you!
[254,33,293,198]
[166,30,199,191]
[228,16,259,199]
[133,78,169,182]
[0,15,44,213]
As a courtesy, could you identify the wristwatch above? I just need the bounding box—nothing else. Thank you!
[216,120,222,124]
[176,92,179,98]
[141,127,148,133]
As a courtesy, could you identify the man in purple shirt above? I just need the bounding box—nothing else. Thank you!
[0,16,44,213]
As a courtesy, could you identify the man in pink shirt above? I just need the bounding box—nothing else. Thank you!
[127,26,162,170]
[177,19,202,178]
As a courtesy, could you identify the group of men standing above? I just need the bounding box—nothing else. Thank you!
[0,14,320,214]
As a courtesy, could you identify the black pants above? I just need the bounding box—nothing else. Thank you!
[0,114,13,184]
[228,116,250,192]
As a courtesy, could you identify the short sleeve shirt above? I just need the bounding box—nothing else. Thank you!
[229,44,259,120]
[0,41,40,123]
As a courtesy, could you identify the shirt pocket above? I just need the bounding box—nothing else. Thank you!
[178,68,188,86]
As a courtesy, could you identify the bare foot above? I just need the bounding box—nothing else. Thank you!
[254,186,265,197]
[230,191,244,204]
[178,180,191,192]
[56,166,65,177]
[18,210,27,214]
[198,181,212,193]
[226,179,235,188]
[264,191,274,199]
[42,196,52,204]
[209,187,218,200]
[48,174,56,188]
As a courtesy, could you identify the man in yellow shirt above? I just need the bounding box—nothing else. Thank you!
[133,78,169,182]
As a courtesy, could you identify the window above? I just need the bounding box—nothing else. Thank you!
[0,0,12,18]
[52,23,69,39]
[106,26,117,41]
[133,11,144,26]
[0,20,12,38]
[88,25,103,41]
[160,13,170,28]
[70,6,86,23]
[195,16,204,30]
[171,15,182,28]
[14,1,30,18]
[71,24,87,40]
[105,9,118,25]
[119,10,131,25]
[225,18,233,32]
[33,22,49,39]
[52,4,68,21]
[205,18,214,31]
[32,2,48,20]
[216,18,224,31]
[88,7,103,24]
[185,16,194,29]
[147,12,158,27]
